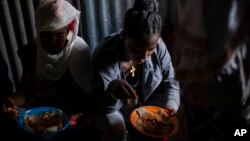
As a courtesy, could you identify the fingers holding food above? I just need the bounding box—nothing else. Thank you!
[2,98,19,120]
[108,80,136,100]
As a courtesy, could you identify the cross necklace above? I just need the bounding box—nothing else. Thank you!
[122,60,136,77]
[130,65,136,77]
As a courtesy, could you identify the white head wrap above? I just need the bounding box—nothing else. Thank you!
[34,0,80,81]
[35,0,80,39]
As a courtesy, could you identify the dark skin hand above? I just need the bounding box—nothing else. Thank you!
[108,79,138,100]
[165,107,176,116]
[2,98,18,120]
[2,95,26,120]
[108,80,176,113]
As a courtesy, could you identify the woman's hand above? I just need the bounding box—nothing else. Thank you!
[2,95,26,120]
[2,98,18,120]
[108,80,137,100]
[165,106,176,116]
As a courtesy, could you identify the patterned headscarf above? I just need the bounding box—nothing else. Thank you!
[35,0,80,39]
[34,0,81,81]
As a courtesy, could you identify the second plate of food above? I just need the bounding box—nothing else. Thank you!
[16,106,70,137]
[130,106,179,138]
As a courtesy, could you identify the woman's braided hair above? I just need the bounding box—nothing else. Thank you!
[123,0,162,38]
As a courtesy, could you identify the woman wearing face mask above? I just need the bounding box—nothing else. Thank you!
[93,0,180,141]
[2,0,96,140]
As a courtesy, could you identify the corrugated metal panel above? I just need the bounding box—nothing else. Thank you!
[1,0,23,91]
[78,0,134,51]
[0,0,173,93]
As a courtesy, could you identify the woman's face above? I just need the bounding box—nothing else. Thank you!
[124,33,160,64]
[39,26,68,55]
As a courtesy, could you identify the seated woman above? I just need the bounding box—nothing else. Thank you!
[2,0,96,140]
[93,0,180,141]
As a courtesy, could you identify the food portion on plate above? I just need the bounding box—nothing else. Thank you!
[17,107,70,136]
[130,106,179,138]
[25,111,63,133]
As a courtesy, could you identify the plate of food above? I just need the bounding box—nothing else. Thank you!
[16,107,70,137]
[130,106,179,138]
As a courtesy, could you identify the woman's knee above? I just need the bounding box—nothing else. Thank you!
[101,111,127,141]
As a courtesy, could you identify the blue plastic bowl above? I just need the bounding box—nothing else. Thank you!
[17,107,70,138]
